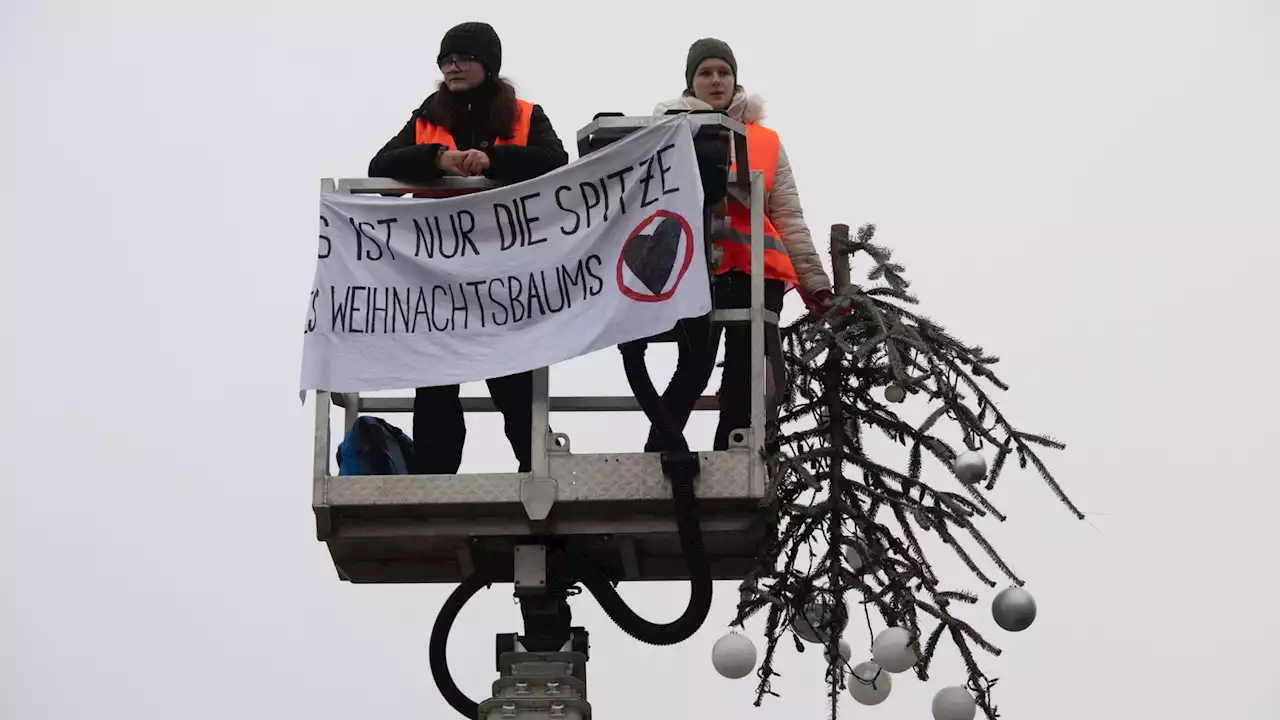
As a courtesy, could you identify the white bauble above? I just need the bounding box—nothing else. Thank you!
[824,638,853,665]
[711,633,757,679]
[932,686,977,720]
[953,451,987,485]
[992,585,1037,632]
[847,661,892,705]
[870,627,917,673]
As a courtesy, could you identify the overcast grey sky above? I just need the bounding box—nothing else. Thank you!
[3,1,1279,718]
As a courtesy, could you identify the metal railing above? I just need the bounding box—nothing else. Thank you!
[312,113,776,507]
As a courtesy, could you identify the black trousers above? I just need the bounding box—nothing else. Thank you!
[645,272,785,452]
[412,371,534,474]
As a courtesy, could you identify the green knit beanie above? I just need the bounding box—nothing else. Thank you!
[685,38,737,89]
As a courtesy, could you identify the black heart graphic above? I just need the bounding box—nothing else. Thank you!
[623,217,683,295]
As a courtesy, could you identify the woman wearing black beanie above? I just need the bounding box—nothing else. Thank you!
[369,22,568,185]
[367,21,569,476]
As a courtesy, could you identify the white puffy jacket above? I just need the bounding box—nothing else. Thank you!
[653,88,833,298]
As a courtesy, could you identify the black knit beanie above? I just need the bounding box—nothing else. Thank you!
[438,22,502,76]
[685,38,737,89]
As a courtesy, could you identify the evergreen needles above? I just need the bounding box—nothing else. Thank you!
[733,224,1081,720]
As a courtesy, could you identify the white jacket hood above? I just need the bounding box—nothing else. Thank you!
[649,86,834,297]
[652,88,766,125]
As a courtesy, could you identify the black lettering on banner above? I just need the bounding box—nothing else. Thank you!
[306,288,319,332]
[488,278,510,326]
[555,185,581,236]
[453,210,478,257]
[330,286,349,330]
[316,254,615,336]
[441,213,467,259]
[594,178,611,223]
[541,268,565,313]
[579,181,602,229]
[561,259,587,304]
[518,192,546,245]
[655,143,681,196]
[349,219,386,261]
[431,286,449,331]
[558,267,573,311]
[465,280,487,328]
[507,275,526,323]
[637,155,659,208]
[448,283,468,331]
[319,216,332,259]
[393,287,413,332]
[376,218,399,260]
[606,167,634,216]
[555,267,571,311]
[413,213,479,259]
[414,288,431,330]
[495,201,519,251]
[525,272,546,318]
[346,285,367,332]
[413,217,438,258]
[585,254,605,295]
[369,285,390,333]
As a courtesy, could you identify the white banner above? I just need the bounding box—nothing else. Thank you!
[300,115,709,394]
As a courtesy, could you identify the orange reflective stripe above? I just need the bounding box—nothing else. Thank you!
[719,221,788,254]
[716,243,799,284]
[717,203,797,284]
[414,120,458,149]
[410,99,536,199]
[414,98,535,149]
[719,213,797,283]
[722,204,788,265]
[717,123,797,284]
[502,99,533,146]
[728,124,780,193]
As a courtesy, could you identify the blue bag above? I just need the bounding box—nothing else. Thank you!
[336,416,414,476]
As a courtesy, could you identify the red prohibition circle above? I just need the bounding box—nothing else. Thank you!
[615,209,696,303]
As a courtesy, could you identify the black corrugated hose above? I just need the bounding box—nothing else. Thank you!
[428,338,714,718]
[569,339,713,646]
[429,563,494,719]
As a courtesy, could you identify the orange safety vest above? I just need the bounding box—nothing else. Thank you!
[718,123,799,286]
[414,98,535,149]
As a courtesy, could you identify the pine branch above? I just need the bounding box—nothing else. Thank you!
[732,222,1081,720]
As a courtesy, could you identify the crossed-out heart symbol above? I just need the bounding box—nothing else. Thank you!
[622,216,684,295]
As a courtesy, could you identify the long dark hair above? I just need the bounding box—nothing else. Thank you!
[422,76,519,141]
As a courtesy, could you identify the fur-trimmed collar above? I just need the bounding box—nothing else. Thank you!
[653,87,766,124]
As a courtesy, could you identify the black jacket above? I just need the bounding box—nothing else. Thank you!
[368,93,569,185]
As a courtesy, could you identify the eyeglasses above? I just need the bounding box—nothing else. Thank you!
[438,55,475,71]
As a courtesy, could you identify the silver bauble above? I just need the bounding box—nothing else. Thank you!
[824,638,853,666]
[711,632,757,679]
[790,596,848,644]
[932,686,977,720]
[991,585,1037,632]
[884,385,906,403]
[871,627,917,673]
[953,451,987,485]
[848,661,892,705]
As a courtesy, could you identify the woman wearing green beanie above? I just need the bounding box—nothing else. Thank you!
[644,38,835,453]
